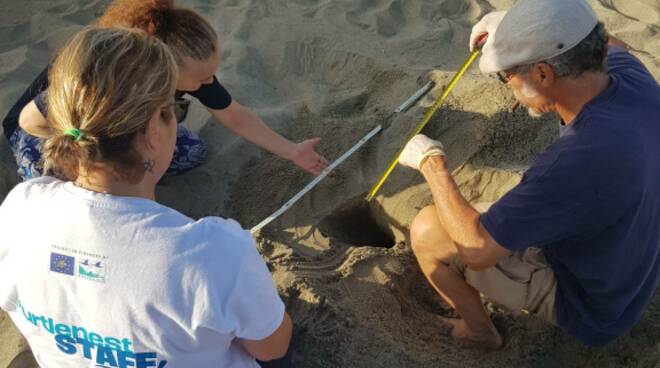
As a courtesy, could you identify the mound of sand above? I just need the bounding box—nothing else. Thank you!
[1,0,659,367]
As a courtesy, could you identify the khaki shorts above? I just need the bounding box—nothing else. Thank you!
[449,203,558,324]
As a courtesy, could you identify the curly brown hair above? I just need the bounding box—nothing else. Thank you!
[97,0,217,65]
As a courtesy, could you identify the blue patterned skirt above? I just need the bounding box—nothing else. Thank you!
[9,125,207,181]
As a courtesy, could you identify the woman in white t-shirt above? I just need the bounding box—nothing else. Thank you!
[0,26,291,368]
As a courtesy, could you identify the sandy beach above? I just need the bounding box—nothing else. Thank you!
[1,0,659,366]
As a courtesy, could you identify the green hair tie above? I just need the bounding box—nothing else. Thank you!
[64,128,83,142]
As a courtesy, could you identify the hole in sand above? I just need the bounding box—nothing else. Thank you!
[318,196,395,248]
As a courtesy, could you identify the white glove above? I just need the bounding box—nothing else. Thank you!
[399,134,445,170]
[469,11,507,52]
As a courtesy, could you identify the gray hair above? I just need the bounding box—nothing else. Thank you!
[516,22,608,78]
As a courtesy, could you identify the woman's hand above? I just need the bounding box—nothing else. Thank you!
[211,102,330,175]
[288,138,329,175]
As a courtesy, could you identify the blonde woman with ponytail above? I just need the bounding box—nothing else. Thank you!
[0,27,291,368]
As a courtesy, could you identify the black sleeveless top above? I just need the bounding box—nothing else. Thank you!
[2,68,233,139]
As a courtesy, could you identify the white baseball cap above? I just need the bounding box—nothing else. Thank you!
[479,0,598,74]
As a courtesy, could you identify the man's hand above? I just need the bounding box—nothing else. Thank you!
[288,138,330,175]
[469,11,507,51]
[399,134,445,170]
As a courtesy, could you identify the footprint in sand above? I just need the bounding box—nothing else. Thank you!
[344,0,482,38]
[597,0,660,26]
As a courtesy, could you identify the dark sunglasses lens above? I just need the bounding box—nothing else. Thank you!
[174,100,190,123]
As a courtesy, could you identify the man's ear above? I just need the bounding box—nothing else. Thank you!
[535,63,556,87]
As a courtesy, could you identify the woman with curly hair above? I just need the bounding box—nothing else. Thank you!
[3,0,329,180]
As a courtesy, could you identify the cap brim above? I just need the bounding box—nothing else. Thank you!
[479,41,509,74]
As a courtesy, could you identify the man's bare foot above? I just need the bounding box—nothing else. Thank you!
[440,317,503,350]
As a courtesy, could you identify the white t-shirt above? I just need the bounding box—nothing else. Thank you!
[0,177,285,368]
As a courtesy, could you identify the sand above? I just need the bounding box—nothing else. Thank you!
[1,0,659,367]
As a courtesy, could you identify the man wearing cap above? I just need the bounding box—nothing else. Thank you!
[399,0,660,348]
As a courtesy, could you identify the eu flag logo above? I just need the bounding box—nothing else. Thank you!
[50,253,75,276]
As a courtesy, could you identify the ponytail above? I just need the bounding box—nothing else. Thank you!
[42,26,177,182]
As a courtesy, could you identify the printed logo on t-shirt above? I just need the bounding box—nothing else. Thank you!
[50,253,75,276]
[17,299,168,368]
[50,245,109,283]
[78,258,106,283]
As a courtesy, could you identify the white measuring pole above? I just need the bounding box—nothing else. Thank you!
[251,125,382,234]
[394,81,435,113]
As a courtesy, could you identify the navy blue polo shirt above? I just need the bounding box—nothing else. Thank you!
[481,47,660,346]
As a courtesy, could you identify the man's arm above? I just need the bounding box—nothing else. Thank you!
[418,156,509,270]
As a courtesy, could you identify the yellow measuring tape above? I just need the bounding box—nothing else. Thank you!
[365,49,481,201]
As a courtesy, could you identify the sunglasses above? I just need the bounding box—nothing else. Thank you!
[495,63,542,84]
[495,70,513,84]
[174,98,191,123]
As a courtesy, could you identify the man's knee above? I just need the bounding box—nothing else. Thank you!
[410,205,455,259]
[411,205,439,249]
